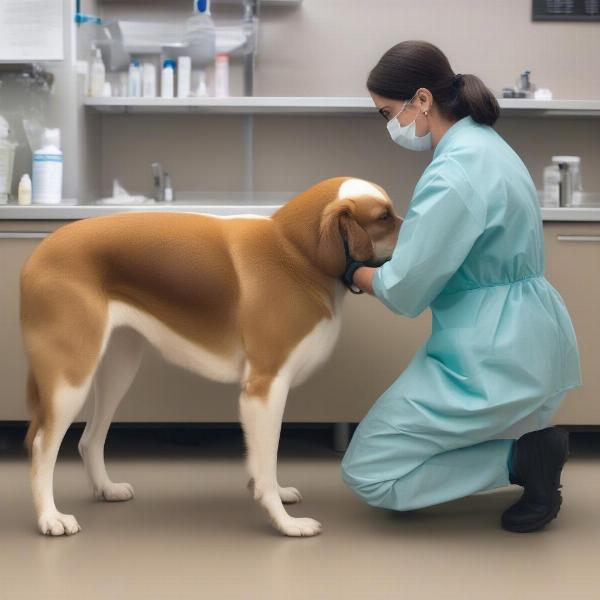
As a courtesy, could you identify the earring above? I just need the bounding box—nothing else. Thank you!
[424,110,429,116]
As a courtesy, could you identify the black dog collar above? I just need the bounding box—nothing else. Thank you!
[341,236,365,294]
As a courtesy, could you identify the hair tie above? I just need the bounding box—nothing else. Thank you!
[451,73,465,89]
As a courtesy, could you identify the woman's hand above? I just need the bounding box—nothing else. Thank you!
[351,265,377,295]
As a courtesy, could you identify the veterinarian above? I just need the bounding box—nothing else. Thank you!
[339,40,582,533]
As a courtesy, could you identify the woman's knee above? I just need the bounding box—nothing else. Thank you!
[340,446,410,510]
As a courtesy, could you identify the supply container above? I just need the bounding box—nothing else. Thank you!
[177,56,192,97]
[143,62,157,97]
[214,53,229,97]
[89,47,106,97]
[32,128,63,205]
[18,174,32,205]
[161,59,175,98]
[128,58,142,97]
[543,165,560,207]
[552,156,582,207]
[185,0,216,66]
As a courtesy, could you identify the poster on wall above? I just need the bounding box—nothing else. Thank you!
[532,0,600,20]
[0,0,63,61]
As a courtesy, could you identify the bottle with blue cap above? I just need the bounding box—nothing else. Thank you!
[161,59,176,98]
[186,0,216,66]
[128,58,142,97]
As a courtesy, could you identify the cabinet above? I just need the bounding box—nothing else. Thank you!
[543,222,600,425]
[1,219,598,425]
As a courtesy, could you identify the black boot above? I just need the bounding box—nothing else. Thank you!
[501,426,569,533]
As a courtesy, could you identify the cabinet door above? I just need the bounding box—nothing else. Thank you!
[0,222,69,420]
[543,222,600,425]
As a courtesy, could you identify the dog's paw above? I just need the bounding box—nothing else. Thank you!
[95,482,135,502]
[276,517,322,537]
[278,485,303,504]
[38,512,81,536]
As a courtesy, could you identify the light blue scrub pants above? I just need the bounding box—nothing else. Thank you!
[340,388,567,511]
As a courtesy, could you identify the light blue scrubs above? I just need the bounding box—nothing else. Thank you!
[340,115,582,511]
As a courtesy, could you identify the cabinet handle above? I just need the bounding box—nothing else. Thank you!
[557,235,600,242]
[0,232,52,239]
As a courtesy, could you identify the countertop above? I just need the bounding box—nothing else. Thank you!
[1,198,600,221]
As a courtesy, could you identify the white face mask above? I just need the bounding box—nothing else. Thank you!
[386,95,432,151]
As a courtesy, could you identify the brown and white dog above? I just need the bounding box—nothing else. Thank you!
[20,176,401,538]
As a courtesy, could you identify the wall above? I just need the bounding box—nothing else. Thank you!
[97,0,600,211]
[3,0,599,209]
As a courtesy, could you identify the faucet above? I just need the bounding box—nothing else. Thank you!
[151,162,164,202]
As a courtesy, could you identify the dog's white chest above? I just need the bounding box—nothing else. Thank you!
[282,285,346,388]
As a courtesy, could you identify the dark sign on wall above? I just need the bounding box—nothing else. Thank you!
[532,0,600,20]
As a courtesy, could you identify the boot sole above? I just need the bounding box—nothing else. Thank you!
[501,428,570,533]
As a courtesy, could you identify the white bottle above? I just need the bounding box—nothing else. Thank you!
[143,62,157,98]
[32,128,63,205]
[18,174,32,205]
[214,53,229,98]
[163,173,173,202]
[177,56,192,98]
[543,165,560,208]
[128,59,142,97]
[195,69,208,97]
[89,48,106,97]
[161,59,175,98]
[0,116,16,204]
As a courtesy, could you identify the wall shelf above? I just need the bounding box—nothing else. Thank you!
[84,97,600,117]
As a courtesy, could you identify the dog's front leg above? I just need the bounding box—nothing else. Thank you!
[239,372,321,537]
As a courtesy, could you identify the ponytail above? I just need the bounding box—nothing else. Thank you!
[452,73,500,126]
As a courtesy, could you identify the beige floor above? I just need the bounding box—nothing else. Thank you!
[1,425,599,600]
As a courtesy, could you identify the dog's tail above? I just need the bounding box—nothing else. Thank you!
[24,370,43,457]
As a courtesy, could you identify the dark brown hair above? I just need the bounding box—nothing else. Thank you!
[367,40,500,127]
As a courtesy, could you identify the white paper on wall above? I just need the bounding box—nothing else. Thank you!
[0,0,63,62]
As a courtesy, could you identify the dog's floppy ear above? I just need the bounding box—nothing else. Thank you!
[316,199,373,276]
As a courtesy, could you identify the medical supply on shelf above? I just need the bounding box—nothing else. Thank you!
[102,81,112,97]
[543,165,560,207]
[186,0,216,66]
[552,156,582,207]
[0,116,16,204]
[161,59,175,98]
[32,128,63,205]
[143,62,157,98]
[163,173,173,202]
[89,47,106,97]
[128,59,142,97]
[502,69,538,98]
[18,174,32,205]
[214,53,229,97]
[177,56,192,98]
[534,88,553,100]
[543,156,583,207]
[195,69,209,96]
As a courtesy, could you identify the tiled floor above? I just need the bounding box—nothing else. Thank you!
[1,425,599,600]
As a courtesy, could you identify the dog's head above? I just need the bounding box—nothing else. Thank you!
[316,178,402,277]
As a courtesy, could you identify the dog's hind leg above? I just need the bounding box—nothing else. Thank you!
[78,326,145,502]
[239,370,322,537]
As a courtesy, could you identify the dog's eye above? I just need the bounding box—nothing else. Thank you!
[378,212,390,221]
